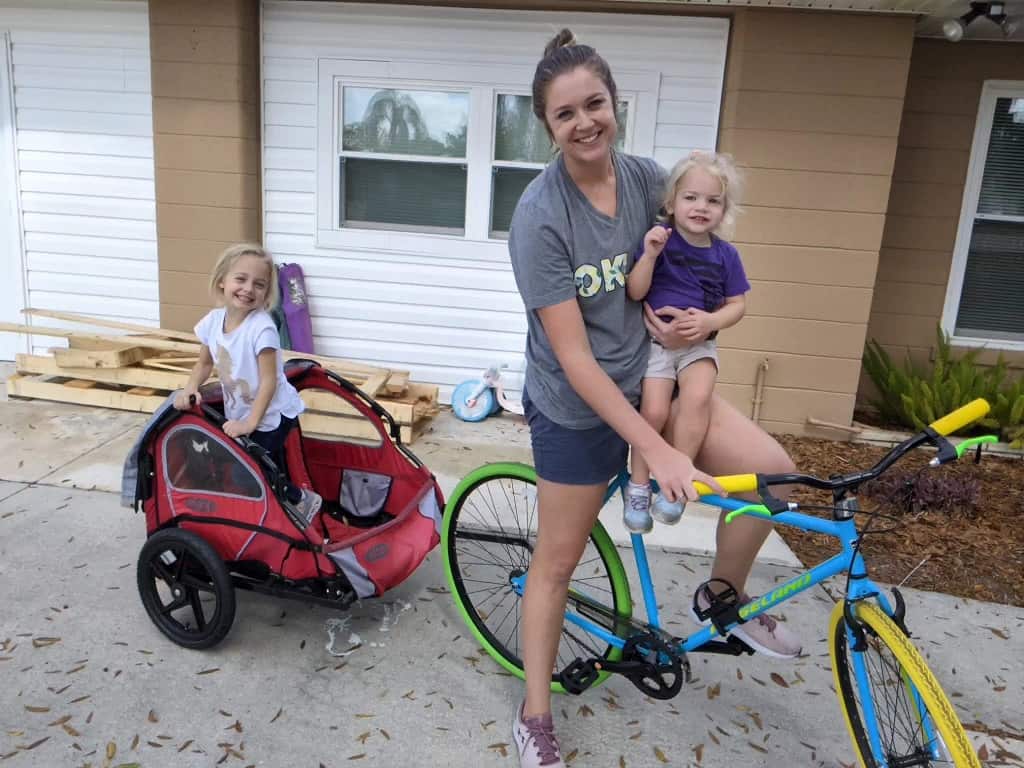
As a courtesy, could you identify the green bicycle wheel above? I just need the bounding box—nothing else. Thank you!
[442,463,632,692]
[829,600,979,768]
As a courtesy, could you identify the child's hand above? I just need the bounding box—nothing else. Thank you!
[223,419,255,438]
[174,389,200,410]
[678,308,718,342]
[642,224,671,259]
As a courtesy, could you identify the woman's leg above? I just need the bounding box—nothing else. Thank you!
[686,394,802,658]
[522,479,607,718]
[694,393,796,591]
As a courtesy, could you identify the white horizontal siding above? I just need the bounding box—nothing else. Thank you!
[0,0,158,347]
[263,1,728,396]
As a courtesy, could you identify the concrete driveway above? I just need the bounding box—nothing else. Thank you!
[1,381,1021,767]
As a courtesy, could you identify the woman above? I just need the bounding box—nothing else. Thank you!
[508,29,798,768]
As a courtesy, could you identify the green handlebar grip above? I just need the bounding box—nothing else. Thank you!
[955,434,998,459]
[725,504,773,524]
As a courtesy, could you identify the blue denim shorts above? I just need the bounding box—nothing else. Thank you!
[522,389,628,486]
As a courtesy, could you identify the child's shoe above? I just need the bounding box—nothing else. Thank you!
[622,481,653,534]
[291,488,323,528]
[513,702,565,767]
[650,491,684,525]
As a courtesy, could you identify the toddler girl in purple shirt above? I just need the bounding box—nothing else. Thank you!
[623,151,750,533]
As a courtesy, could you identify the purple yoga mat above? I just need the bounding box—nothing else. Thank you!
[277,262,314,353]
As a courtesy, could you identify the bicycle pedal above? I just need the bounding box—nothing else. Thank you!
[558,657,600,695]
[693,578,745,636]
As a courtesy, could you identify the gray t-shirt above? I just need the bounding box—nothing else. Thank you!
[509,152,665,429]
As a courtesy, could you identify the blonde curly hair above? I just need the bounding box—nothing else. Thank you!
[661,151,744,238]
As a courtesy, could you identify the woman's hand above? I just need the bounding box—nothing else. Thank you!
[641,441,724,503]
[223,419,256,438]
[677,308,717,343]
[644,303,692,350]
[173,388,200,410]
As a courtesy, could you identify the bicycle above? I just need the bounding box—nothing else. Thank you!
[441,398,997,767]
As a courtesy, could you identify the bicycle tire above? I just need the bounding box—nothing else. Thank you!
[829,600,979,767]
[442,463,632,693]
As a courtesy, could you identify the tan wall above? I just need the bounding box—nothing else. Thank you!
[862,38,1024,403]
[718,8,915,435]
[150,0,261,332]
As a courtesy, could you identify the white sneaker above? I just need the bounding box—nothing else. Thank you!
[622,482,653,534]
[513,702,565,767]
[691,585,802,660]
[650,491,684,525]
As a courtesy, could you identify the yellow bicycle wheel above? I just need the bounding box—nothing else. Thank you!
[829,600,979,767]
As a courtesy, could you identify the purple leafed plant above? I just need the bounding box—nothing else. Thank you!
[864,471,981,517]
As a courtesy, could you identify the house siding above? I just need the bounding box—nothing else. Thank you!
[0,0,158,354]
[149,0,261,332]
[261,1,729,400]
[862,38,1024,403]
[718,8,915,435]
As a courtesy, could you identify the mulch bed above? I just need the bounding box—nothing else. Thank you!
[772,434,1024,607]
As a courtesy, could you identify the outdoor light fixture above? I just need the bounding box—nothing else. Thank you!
[942,1,1018,41]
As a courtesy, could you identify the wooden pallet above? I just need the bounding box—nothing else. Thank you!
[7,367,439,444]
[3,308,439,442]
[6,373,168,413]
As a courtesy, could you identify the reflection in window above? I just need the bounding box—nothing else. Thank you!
[339,87,468,234]
[490,94,631,236]
[164,427,263,499]
[342,87,468,157]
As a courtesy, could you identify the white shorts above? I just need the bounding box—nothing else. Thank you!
[645,339,718,380]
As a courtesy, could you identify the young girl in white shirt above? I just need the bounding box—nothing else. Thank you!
[174,243,322,524]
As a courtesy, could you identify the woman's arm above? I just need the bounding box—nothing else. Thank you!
[223,348,278,438]
[538,300,720,502]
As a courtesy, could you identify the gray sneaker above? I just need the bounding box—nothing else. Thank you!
[513,703,565,767]
[291,488,322,528]
[650,491,684,525]
[691,586,802,660]
[623,482,653,534]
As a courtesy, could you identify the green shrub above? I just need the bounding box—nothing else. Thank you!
[862,326,1024,448]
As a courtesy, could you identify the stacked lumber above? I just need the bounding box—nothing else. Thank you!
[2,309,439,443]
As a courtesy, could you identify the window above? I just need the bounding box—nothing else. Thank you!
[316,59,656,256]
[943,82,1024,348]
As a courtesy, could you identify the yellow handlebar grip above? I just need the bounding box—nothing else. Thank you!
[929,398,990,436]
[693,473,758,497]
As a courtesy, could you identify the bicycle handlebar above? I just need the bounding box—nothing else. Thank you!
[693,474,758,497]
[697,398,992,501]
[928,398,990,437]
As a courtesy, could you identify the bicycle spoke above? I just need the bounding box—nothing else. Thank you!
[448,471,623,685]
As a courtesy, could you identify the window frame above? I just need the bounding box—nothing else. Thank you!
[315,57,658,259]
[941,79,1024,351]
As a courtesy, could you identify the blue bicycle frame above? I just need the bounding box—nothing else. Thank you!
[509,468,931,766]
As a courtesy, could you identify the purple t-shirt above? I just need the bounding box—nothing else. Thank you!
[641,230,750,316]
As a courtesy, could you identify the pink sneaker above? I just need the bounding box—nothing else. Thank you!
[692,585,802,660]
[513,703,565,767]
